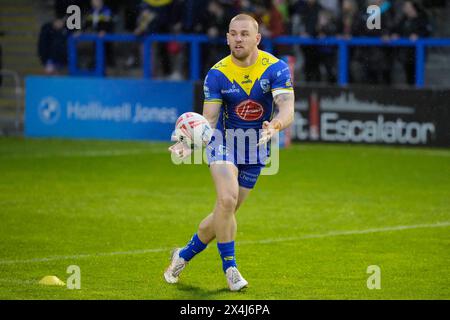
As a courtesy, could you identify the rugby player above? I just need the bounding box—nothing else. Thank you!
[164,14,295,291]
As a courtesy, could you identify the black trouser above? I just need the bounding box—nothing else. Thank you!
[400,48,416,86]
[319,48,337,84]
[302,46,321,82]
[361,47,394,85]
[0,45,2,87]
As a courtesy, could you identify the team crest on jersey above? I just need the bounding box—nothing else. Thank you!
[217,144,229,156]
[259,79,270,93]
[235,99,264,121]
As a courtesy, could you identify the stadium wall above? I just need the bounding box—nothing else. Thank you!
[25,76,193,141]
[290,86,450,147]
[24,76,449,147]
[194,84,450,147]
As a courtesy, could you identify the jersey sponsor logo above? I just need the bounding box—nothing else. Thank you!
[276,67,290,77]
[262,57,272,66]
[260,79,270,93]
[241,74,252,85]
[213,61,226,69]
[204,85,210,98]
[221,85,240,94]
[235,99,264,121]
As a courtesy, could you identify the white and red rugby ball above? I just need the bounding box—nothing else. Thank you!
[173,112,212,147]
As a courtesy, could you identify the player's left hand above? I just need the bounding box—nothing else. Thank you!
[258,120,281,146]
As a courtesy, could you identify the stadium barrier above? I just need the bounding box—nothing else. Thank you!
[0,69,23,131]
[68,34,450,88]
[25,76,449,146]
[25,76,193,140]
[193,83,450,147]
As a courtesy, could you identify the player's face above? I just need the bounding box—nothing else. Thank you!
[227,20,261,60]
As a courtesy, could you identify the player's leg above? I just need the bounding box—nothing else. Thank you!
[164,162,240,284]
[164,163,257,286]
[195,165,261,291]
[210,162,239,243]
[236,186,252,212]
[197,186,252,244]
[181,162,239,258]
[208,162,249,291]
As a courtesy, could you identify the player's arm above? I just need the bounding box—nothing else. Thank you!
[270,91,295,130]
[259,91,295,145]
[169,72,222,158]
[168,104,216,159]
[202,70,223,131]
[202,101,221,129]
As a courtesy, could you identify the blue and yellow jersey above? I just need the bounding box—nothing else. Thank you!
[85,6,113,33]
[203,50,293,132]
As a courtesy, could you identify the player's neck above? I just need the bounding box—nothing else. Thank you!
[231,49,259,68]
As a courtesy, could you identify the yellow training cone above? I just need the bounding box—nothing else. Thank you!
[39,276,65,286]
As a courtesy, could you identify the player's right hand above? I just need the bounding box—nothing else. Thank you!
[258,120,281,146]
[168,141,192,160]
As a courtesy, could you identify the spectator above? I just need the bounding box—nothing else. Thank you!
[336,0,364,83]
[337,0,363,39]
[239,0,257,15]
[84,0,114,35]
[164,0,210,79]
[121,1,143,69]
[0,31,4,86]
[292,0,322,82]
[273,0,290,23]
[123,0,142,32]
[79,0,115,69]
[392,1,432,85]
[202,0,235,75]
[317,9,337,83]
[318,0,339,12]
[54,0,86,20]
[133,0,178,78]
[204,0,234,38]
[38,16,70,75]
[359,0,396,85]
[172,0,209,34]
[134,0,174,35]
[255,0,286,39]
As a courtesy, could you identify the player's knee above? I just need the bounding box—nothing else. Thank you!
[198,219,212,234]
[216,193,238,213]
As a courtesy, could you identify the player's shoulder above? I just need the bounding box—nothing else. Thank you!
[210,55,232,72]
[258,50,280,66]
[205,55,232,81]
[259,50,288,73]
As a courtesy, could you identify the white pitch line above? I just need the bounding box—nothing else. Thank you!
[0,221,449,266]
[0,248,171,266]
[0,148,165,159]
[238,221,450,245]
[0,279,37,285]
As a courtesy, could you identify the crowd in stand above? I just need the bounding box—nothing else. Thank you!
[38,0,438,85]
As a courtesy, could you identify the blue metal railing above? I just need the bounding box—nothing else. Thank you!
[68,34,450,88]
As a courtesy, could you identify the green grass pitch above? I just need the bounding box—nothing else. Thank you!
[0,137,449,299]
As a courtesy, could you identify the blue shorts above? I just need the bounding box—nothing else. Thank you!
[236,164,264,189]
[206,133,268,189]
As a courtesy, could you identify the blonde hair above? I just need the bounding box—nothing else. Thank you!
[229,14,259,32]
